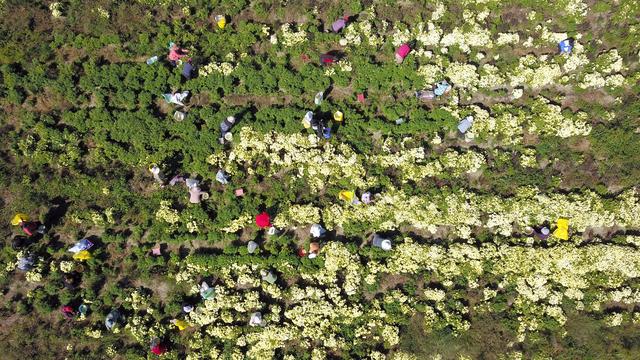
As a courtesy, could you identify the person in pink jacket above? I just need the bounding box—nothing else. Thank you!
[189,186,208,203]
[395,40,416,64]
[168,42,189,66]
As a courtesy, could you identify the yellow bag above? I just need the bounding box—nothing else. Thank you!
[11,213,29,226]
[174,319,189,331]
[216,15,226,29]
[333,111,343,122]
[339,190,354,202]
[73,251,92,261]
[553,218,569,240]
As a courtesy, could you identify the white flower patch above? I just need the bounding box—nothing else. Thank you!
[496,32,520,46]
[445,63,479,89]
[280,23,307,47]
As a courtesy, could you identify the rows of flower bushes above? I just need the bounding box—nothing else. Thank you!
[1,0,640,358]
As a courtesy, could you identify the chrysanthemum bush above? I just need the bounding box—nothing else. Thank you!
[269,187,640,238]
[163,236,640,357]
[2,0,640,358]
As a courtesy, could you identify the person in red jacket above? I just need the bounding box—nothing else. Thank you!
[319,53,337,65]
[150,338,167,355]
[17,219,45,236]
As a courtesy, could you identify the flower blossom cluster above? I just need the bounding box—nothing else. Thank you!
[280,24,307,47]
[155,200,180,224]
[198,61,236,77]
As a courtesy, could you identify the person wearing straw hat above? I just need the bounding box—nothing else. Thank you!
[333,110,343,123]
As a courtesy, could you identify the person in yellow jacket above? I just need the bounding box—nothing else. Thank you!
[172,319,189,331]
[553,218,569,240]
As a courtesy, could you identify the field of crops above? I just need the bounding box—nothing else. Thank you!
[1,0,640,359]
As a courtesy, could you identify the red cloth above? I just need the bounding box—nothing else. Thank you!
[357,93,365,104]
[151,344,167,355]
[396,43,411,59]
[255,212,271,228]
[320,54,336,65]
[61,306,74,318]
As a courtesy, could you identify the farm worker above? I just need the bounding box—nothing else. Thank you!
[395,41,414,64]
[333,110,343,123]
[149,164,165,184]
[189,186,208,203]
[319,53,337,65]
[182,61,194,80]
[169,175,185,186]
[249,312,265,327]
[536,226,550,240]
[105,309,121,330]
[553,218,570,240]
[78,304,88,316]
[61,305,75,319]
[215,15,226,29]
[17,256,34,271]
[200,281,215,300]
[220,116,236,135]
[302,111,313,128]
[174,110,185,121]
[63,274,78,290]
[163,91,189,106]
[247,241,258,254]
[168,42,189,66]
[73,250,92,261]
[185,177,199,189]
[308,242,320,258]
[11,213,29,226]
[323,127,332,139]
[311,118,326,138]
[434,80,451,96]
[260,270,277,284]
[69,238,94,253]
[457,115,474,134]
[255,212,271,228]
[151,244,162,256]
[372,234,392,251]
[220,116,236,144]
[11,236,28,250]
[558,38,574,54]
[172,319,189,331]
[11,213,45,236]
[332,15,349,32]
[524,226,534,236]
[415,89,435,101]
[150,338,168,356]
[339,190,355,203]
[216,169,229,184]
[310,224,326,238]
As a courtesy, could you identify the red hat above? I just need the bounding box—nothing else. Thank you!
[255,212,271,228]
